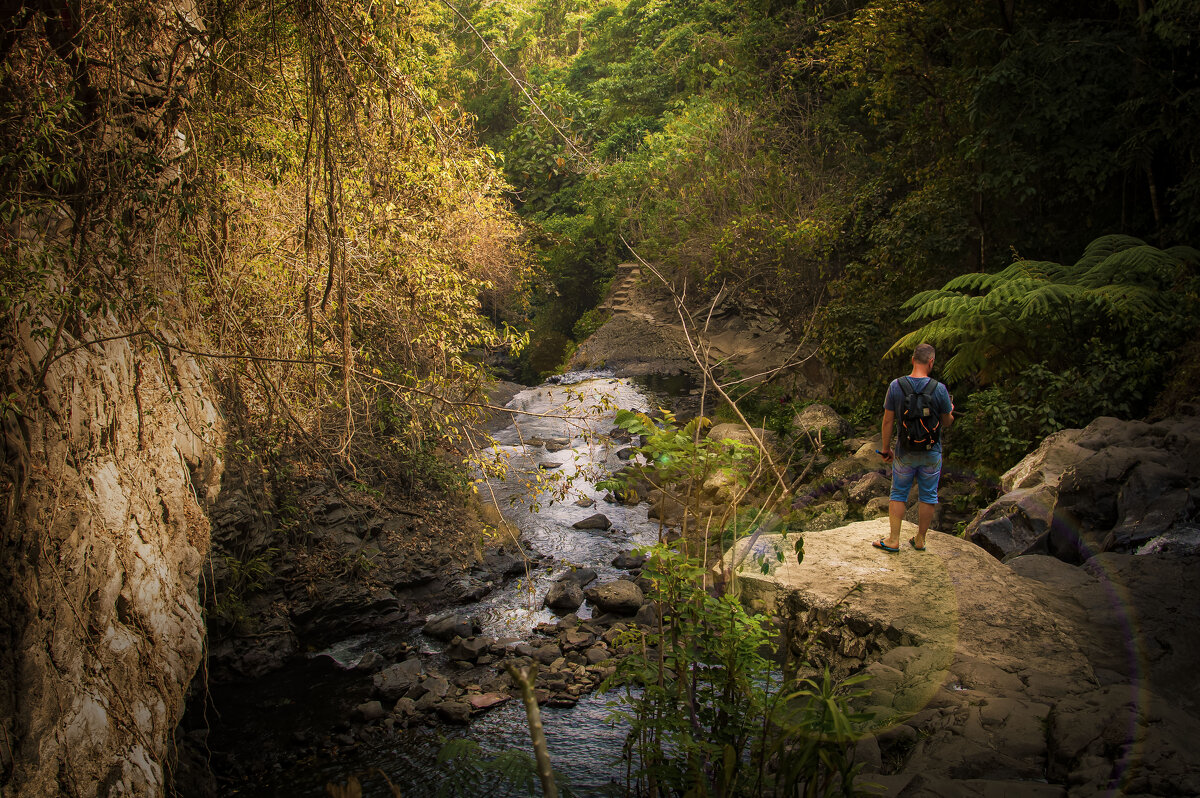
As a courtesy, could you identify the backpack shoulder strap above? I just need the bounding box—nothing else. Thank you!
[919,378,939,397]
[898,376,915,397]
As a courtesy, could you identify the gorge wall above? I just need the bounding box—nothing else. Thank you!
[0,3,222,795]
[0,298,224,796]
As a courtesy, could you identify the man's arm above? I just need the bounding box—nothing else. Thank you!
[880,409,895,461]
[940,386,954,430]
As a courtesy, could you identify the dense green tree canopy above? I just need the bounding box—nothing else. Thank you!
[450,0,1199,391]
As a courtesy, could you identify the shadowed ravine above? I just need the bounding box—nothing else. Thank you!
[203,373,678,796]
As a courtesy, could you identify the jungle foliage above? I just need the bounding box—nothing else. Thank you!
[452,0,1200,465]
[892,235,1200,469]
[0,0,529,496]
[605,546,871,797]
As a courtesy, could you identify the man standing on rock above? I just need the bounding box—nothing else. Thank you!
[875,343,954,553]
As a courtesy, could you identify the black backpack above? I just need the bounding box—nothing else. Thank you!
[898,377,942,451]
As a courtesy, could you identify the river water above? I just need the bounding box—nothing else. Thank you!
[222,371,676,797]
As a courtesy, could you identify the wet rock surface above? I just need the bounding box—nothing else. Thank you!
[202,478,550,682]
[585,579,645,616]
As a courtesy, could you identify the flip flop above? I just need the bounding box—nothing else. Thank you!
[909,537,926,551]
[873,539,900,553]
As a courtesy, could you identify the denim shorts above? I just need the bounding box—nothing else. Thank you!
[890,451,942,504]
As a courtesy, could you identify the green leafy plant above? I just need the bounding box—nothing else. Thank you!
[887,235,1199,383]
[209,550,277,631]
[603,545,872,796]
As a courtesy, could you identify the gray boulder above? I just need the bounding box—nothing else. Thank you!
[822,453,875,482]
[543,581,584,611]
[422,676,450,699]
[354,651,386,673]
[647,492,686,525]
[573,513,612,530]
[967,412,1200,564]
[423,613,473,641]
[373,658,424,700]
[585,647,611,665]
[482,549,526,578]
[1000,428,1090,492]
[966,484,1057,562]
[611,550,648,570]
[1137,525,1200,556]
[633,601,659,627]
[847,471,891,504]
[805,500,850,532]
[792,403,851,444]
[558,567,598,587]
[445,636,493,662]
[586,579,644,615]
[534,644,562,665]
[356,700,386,722]
[863,496,891,518]
[708,423,777,456]
[436,701,472,725]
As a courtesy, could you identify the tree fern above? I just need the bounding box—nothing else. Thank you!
[886,235,1198,383]
[1017,283,1084,322]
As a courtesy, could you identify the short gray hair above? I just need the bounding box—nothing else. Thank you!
[912,343,935,365]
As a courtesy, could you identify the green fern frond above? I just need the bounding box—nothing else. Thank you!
[437,738,483,765]
[1040,259,1081,283]
[1084,283,1158,315]
[978,277,1045,314]
[1078,245,1173,289]
[1017,283,1084,321]
[941,339,993,381]
[488,749,539,791]
[886,234,1196,385]
[883,327,934,359]
[1074,234,1145,272]
[1162,245,1200,266]
[885,316,973,360]
[995,260,1058,282]
[903,293,977,322]
[942,272,997,294]
[900,288,957,310]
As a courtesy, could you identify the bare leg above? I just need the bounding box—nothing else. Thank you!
[916,501,936,547]
[886,500,905,548]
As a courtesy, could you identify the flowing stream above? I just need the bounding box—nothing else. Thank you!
[220,372,678,797]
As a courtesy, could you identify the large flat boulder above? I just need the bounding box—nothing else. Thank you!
[722,519,1200,795]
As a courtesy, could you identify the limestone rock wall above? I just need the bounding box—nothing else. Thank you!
[0,313,223,796]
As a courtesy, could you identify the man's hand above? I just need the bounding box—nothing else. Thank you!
[878,448,894,463]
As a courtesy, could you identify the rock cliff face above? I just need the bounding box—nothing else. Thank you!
[0,312,223,796]
[967,409,1200,563]
[0,3,216,794]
